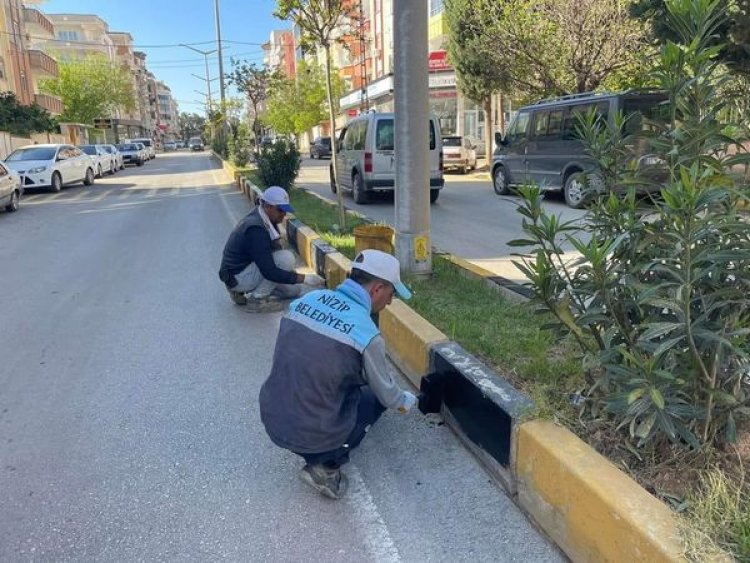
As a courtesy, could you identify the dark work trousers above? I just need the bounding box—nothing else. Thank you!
[296,387,386,468]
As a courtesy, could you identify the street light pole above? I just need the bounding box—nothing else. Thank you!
[179,44,217,113]
[214,0,226,113]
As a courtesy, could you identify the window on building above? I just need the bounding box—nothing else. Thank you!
[57,30,80,41]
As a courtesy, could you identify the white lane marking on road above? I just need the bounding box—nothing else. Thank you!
[345,465,401,563]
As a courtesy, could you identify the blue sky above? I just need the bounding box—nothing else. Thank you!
[36,0,289,115]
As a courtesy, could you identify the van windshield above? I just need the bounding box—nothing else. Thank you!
[442,137,462,147]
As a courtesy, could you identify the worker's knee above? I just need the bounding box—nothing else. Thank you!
[273,249,296,271]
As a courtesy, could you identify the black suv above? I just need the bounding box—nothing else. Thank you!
[492,90,668,208]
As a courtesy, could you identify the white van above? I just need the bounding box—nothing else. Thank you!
[330,112,444,204]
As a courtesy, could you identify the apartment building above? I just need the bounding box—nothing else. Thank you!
[108,31,150,138]
[156,80,179,140]
[22,5,63,115]
[331,0,502,141]
[262,30,295,78]
[0,0,34,104]
[43,13,116,61]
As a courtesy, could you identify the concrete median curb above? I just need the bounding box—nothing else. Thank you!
[236,174,688,562]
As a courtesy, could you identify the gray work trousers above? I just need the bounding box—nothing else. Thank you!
[232,249,300,298]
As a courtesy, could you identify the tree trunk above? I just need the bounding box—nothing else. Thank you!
[483,96,493,169]
[324,43,346,230]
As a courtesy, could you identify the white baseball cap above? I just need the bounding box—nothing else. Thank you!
[261,185,294,213]
[351,249,412,300]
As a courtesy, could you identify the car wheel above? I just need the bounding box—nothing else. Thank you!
[137,159,144,167]
[492,166,510,195]
[51,171,62,192]
[97,164,102,178]
[109,161,115,175]
[329,166,337,194]
[352,173,369,204]
[5,190,19,212]
[430,189,440,204]
[564,171,588,209]
[460,165,467,175]
[83,167,95,186]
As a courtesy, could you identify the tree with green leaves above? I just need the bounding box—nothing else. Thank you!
[40,54,135,125]
[470,0,650,100]
[445,0,511,160]
[264,60,344,141]
[226,60,276,151]
[0,91,56,136]
[630,0,750,76]
[177,112,206,142]
[275,0,359,229]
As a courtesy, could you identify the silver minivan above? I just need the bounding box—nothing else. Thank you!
[330,112,445,204]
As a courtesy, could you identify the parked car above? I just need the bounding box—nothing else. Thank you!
[188,137,204,151]
[465,135,487,159]
[134,143,149,163]
[310,136,331,159]
[116,143,145,166]
[175,141,185,149]
[164,141,176,151]
[259,136,274,149]
[99,144,123,172]
[77,144,112,177]
[491,90,669,208]
[127,138,155,159]
[4,144,95,192]
[442,135,478,174]
[330,112,444,204]
[0,160,22,213]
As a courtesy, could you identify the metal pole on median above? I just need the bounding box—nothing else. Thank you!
[394,0,431,277]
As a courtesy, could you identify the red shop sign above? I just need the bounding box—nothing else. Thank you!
[428,50,451,72]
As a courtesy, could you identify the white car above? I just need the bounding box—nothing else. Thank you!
[127,138,155,159]
[4,144,95,192]
[441,135,478,174]
[98,144,124,172]
[0,160,22,213]
[134,142,149,163]
[78,144,112,177]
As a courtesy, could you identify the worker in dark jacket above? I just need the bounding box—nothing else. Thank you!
[218,186,324,310]
[259,249,418,499]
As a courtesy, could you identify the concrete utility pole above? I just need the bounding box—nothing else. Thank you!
[394,0,431,276]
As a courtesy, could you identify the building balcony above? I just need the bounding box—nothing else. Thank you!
[28,50,59,77]
[24,8,55,38]
[34,93,63,115]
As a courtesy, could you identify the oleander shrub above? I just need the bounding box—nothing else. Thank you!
[256,139,301,189]
[511,0,750,449]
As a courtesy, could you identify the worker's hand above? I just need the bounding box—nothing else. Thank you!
[397,391,417,414]
[304,273,325,287]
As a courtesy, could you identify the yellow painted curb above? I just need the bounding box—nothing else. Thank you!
[445,254,496,280]
[379,300,448,388]
[516,420,685,563]
[324,252,350,290]
[295,225,320,269]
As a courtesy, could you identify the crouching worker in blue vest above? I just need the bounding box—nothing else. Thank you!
[259,249,418,499]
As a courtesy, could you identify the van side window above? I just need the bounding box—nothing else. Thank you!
[352,121,367,150]
[429,121,436,150]
[562,102,609,140]
[533,112,549,137]
[506,112,530,144]
[547,110,563,136]
[376,119,394,151]
[343,125,356,150]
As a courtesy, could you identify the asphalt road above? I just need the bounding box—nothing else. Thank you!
[0,152,562,562]
[298,158,586,283]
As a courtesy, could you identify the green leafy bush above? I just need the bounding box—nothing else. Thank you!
[255,139,301,189]
[511,0,750,449]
